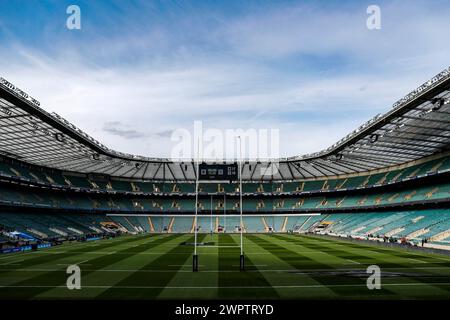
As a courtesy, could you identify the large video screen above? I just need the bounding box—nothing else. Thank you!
[198,163,238,180]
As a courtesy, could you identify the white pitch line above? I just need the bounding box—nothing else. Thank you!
[23,251,272,255]
[29,251,62,254]
[4,267,450,273]
[197,245,240,248]
[430,256,450,262]
[0,251,40,260]
[168,264,205,267]
[2,282,450,289]
[0,243,94,260]
[0,259,24,264]
[232,264,267,267]
[56,259,91,266]
[408,258,428,264]
[345,259,361,265]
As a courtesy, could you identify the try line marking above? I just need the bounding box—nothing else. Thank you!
[197,245,240,248]
[2,282,450,289]
[3,267,450,273]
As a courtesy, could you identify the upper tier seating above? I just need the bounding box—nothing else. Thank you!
[320,209,450,245]
[1,178,449,213]
[1,155,449,195]
[0,212,115,240]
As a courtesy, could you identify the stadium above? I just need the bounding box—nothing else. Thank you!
[0,64,449,301]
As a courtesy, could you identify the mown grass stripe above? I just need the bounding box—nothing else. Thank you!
[0,234,184,299]
[248,234,396,298]
[217,234,279,299]
[1,233,450,299]
[281,234,450,296]
[96,234,207,299]
[243,234,339,298]
[0,234,152,272]
[3,282,450,289]
[302,235,450,264]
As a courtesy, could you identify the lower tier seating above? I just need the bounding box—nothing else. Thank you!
[1,180,449,213]
[107,208,450,249]
[317,209,450,246]
[2,155,449,195]
[2,209,449,250]
[0,212,117,241]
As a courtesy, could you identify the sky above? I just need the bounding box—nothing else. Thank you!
[0,0,449,159]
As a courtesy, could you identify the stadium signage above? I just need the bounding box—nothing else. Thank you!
[0,77,41,107]
[297,66,450,159]
[198,163,238,181]
[392,66,450,109]
[0,243,49,254]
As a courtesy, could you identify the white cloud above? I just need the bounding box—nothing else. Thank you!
[221,2,450,62]
[0,1,449,159]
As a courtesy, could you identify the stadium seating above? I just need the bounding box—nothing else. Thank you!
[317,209,450,245]
[1,155,449,196]
[0,234,10,243]
[1,177,449,214]
[220,216,242,233]
[171,217,194,233]
[1,152,449,250]
[107,214,329,234]
[0,212,115,240]
[243,216,264,232]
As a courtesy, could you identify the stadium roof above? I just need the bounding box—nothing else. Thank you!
[1,67,450,181]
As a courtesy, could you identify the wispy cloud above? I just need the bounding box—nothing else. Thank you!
[103,121,148,139]
[0,1,448,158]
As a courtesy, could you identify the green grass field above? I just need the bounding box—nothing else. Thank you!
[1,233,450,300]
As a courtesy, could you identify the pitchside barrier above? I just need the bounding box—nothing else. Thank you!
[0,243,51,254]
[308,233,450,256]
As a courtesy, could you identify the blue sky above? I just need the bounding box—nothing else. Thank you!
[1,0,449,158]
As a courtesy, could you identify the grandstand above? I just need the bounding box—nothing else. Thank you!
[0,67,449,299]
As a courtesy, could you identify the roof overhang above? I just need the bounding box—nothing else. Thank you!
[1,67,449,181]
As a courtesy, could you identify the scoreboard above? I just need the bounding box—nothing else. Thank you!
[198,163,239,181]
